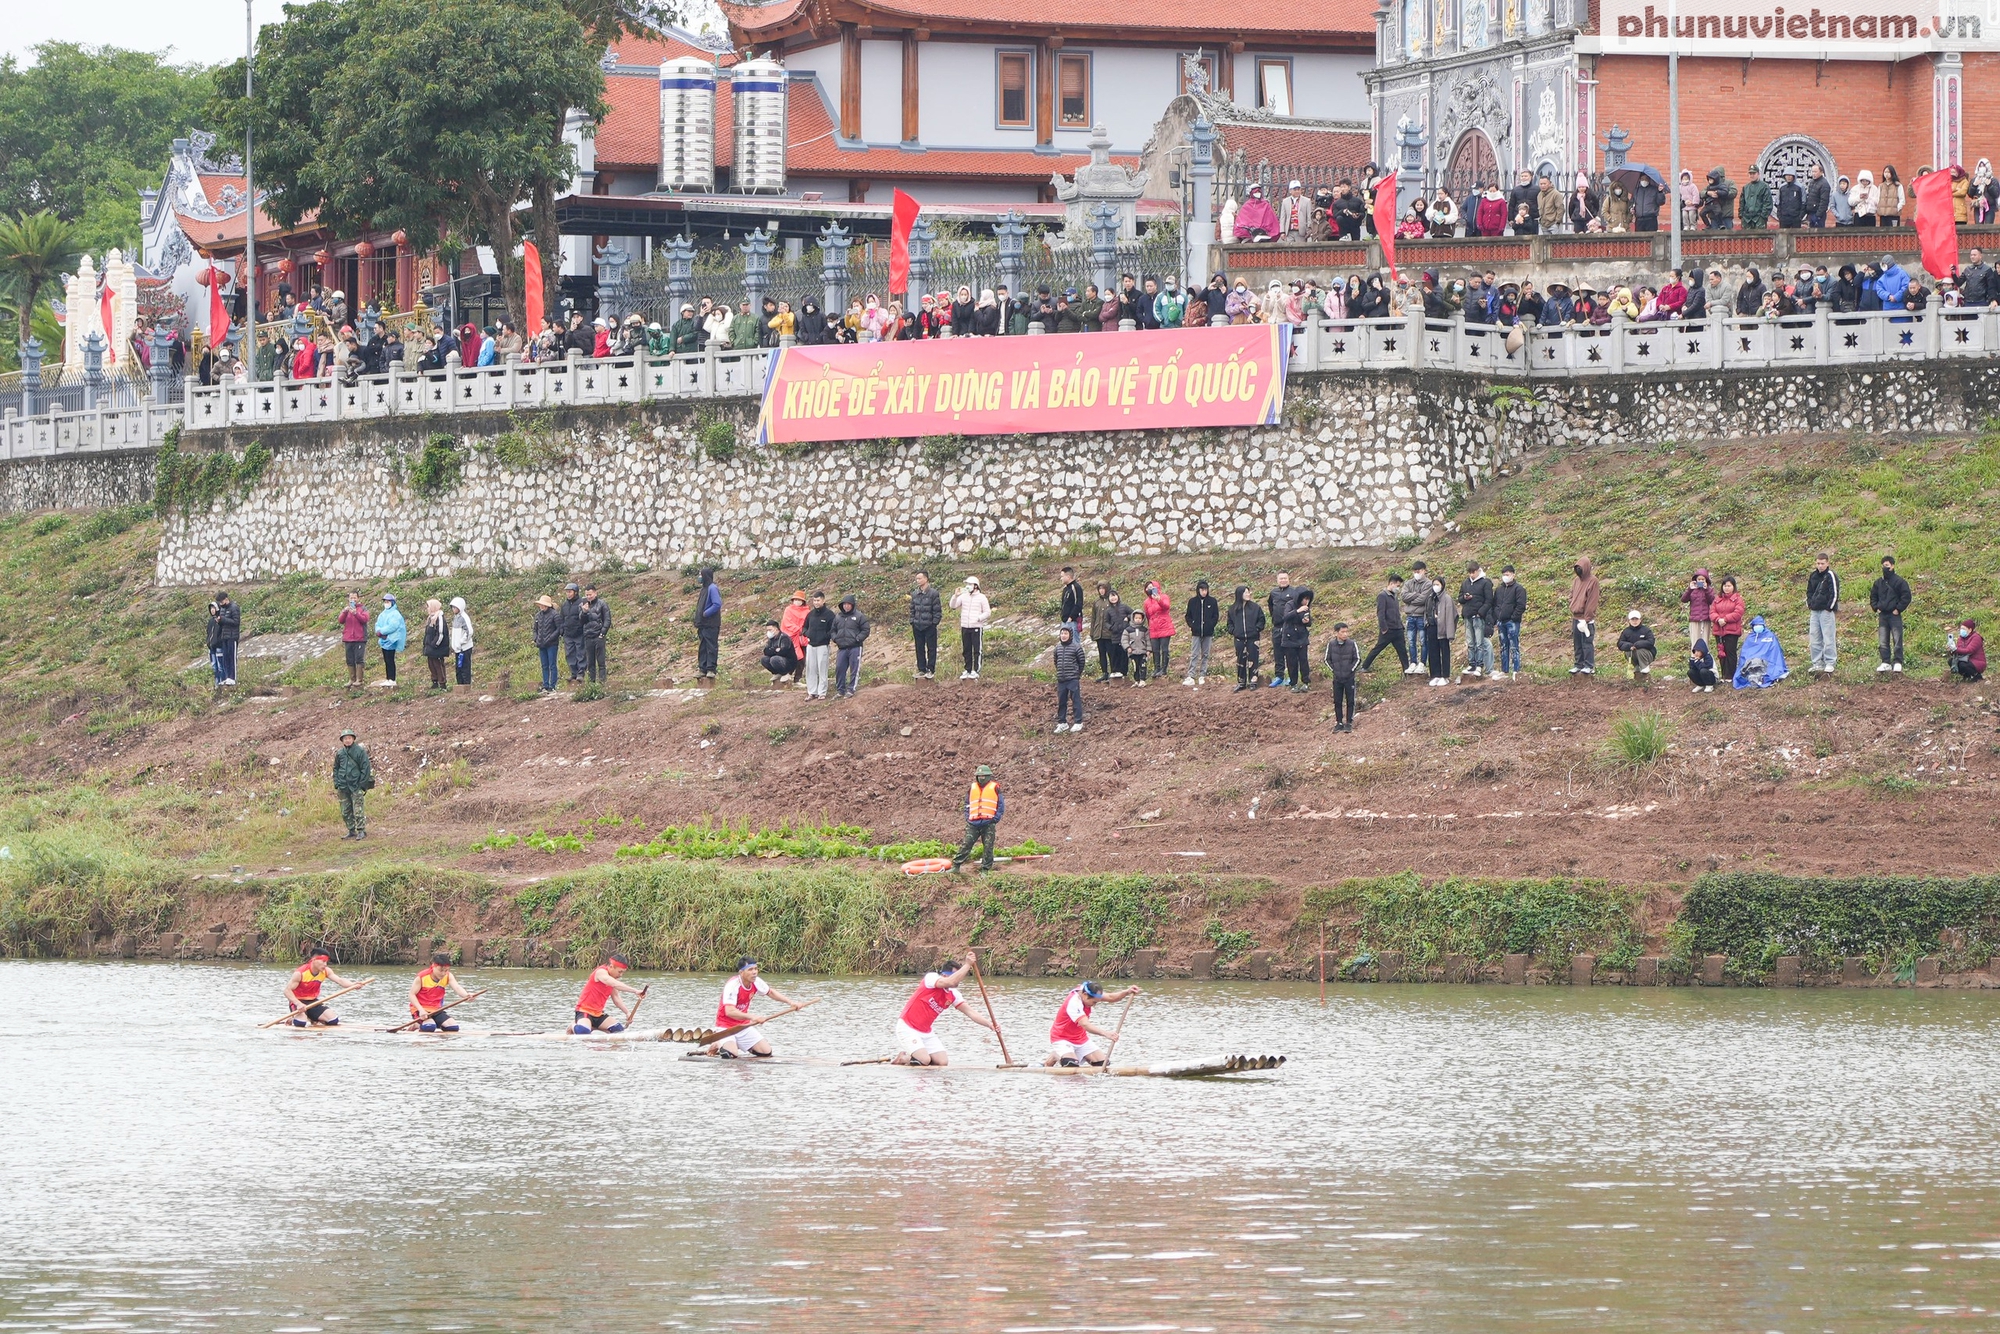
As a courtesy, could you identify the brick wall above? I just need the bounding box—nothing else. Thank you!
[1592,53,1985,183]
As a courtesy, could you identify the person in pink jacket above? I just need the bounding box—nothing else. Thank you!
[1143,581,1175,681]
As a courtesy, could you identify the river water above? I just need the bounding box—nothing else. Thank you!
[2,962,1997,1332]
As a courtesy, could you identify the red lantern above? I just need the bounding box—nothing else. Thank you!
[277,255,295,277]
[313,248,332,267]
[355,240,376,259]
[391,229,408,248]
[195,267,213,287]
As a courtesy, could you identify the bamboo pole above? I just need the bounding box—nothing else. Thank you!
[970,952,1019,1068]
[1101,994,1137,1063]
[1319,923,1327,1007]
[384,988,488,1034]
[261,978,373,1028]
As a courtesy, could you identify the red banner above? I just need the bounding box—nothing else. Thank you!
[756,324,1290,445]
[1911,169,1957,279]
[523,240,545,333]
[1373,178,1399,282]
[888,189,920,296]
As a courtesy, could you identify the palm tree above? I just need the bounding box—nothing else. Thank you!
[0,211,80,354]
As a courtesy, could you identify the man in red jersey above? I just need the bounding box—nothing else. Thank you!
[284,947,358,1026]
[572,952,644,1034]
[1044,979,1142,1067]
[408,952,472,1032]
[707,957,800,1058]
[892,957,995,1067]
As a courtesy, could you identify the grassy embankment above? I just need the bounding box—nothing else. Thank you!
[2,428,1999,976]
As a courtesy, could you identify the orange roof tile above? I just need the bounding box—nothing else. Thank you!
[596,72,670,167]
[198,174,249,208]
[607,30,737,66]
[1216,123,1373,172]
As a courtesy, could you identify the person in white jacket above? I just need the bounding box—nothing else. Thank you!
[449,595,475,685]
[948,576,991,679]
[1849,169,1879,225]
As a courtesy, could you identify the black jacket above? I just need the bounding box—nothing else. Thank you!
[1226,589,1266,641]
[1325,636,1360,680]
[831,604,871,649]
[1490,579,1527,623]
[1868,569,1910,615]
[1053,636,1088,682]
[1806,568,1841,612]
[1274,599,1314,650]
[803,605,836,647]
[1775,182,1806,228]
[1616,623,1657,655]
[209,600,241,646]
[532,607,562,649]
[1803,175,1832,222]
[1266,585,1299,640]
[580,596,610,641]
[1375,589,1402,636]
[1185,592,1219,638]
[558,595,584,639]
[1960,261,1997,306]
[1684,283,1710,320]
[763,631,799,672]
[909,584,943,628]
[1457,574,1494,623]
[1059,580,1086,624]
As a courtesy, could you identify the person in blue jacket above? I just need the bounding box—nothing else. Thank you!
[1732,615,1790,689]
[695,567,723,682]
[1873,255,1911,319]
[374,592,407,685]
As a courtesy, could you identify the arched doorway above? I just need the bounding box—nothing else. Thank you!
[1441,129,1499,200]
[1757,135,1836,188]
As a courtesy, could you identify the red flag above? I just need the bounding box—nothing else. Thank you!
[523,240,545,333]
[1911,170,1958,280]
[888,188,921,296]
[207,263,231,350]
[99,282,117,363]
[1372,176,1399,283]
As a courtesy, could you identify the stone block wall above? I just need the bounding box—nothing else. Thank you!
[5,358,1991,585]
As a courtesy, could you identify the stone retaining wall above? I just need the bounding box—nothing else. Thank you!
[4,360,1992,583]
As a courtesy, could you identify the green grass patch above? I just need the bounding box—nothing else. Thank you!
[1324,871,1643,970]
[1679,872,2000,974]
[957,874,1179,957]
[1606,711,1674,768]
[255,865,493,962]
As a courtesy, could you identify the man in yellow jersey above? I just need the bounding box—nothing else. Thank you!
[408,951,473,1032]
[284,947,359,1026]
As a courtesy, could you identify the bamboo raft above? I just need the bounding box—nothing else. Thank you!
[680,1051,1286,1078]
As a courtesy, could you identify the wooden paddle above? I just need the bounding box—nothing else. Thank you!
[1100,994,1137,1064]
[659,997,821,1045]
[970,952,1020,1068]
[840,1056,896,1066]
[261,978,372,1028]
[620,985,650,1029]
[385,988,488,1034]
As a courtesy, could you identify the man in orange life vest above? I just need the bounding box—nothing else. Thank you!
[708,957,800,1058]
[949,764,1003,873]
[893,956,996,1066]
[408,952,472,1032]
[285,947,358,1026]
[572,952,645,1034]
[1044,979,1143,1067]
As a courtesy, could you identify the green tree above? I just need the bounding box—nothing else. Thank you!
[0,44,212,256]
[0,210,79,354]
[210,0,669,330]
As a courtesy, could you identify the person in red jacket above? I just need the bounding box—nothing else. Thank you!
[892,956,996,1066]
[573,952,645,1034]
[1044,979,1144,1067]
[1708,576,1747,682]
[1951,620,1986,681]
[1143,581,1175,682]
[335,592,371,689]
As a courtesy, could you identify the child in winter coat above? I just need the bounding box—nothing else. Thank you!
[1121,610,1152,685]
[1688,638,1719,692]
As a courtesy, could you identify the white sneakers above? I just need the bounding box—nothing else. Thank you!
[1183,675,1195,686]
[1054,723,1068,733]
[1404,664,1424,675]
[959,670,980,680]
[1893,662,1904,672]
[1070,722,1083,733]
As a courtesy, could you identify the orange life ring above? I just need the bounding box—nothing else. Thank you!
[901,857,954,876]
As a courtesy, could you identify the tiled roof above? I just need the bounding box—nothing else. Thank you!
[1216,123,1373,172]
[607,29,737,67]
[197,174,249,209]
[174,205,311,252]
[595,72,1132,181]
[719,0,1374,38]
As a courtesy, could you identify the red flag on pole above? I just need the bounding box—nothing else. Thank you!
[523,240,545,333]
[207,262,231,351]
[1910,169,1958,280]
[888,188,921,296]
[99,282,117,363]
[1372,176,1399,283]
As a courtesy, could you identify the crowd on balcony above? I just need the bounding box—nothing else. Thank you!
[1230,157,2000,244]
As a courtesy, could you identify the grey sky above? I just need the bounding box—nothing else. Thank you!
[6,0,729,68]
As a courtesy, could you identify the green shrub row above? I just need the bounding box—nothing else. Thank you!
[1318,871,1645,970]
[1680,872,2000,972]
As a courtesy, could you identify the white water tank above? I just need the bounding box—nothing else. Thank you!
[659,57,716,193]
[732,57,788,194]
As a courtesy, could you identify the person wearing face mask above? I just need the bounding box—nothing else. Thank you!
[1490,565,1526,680]
[1682,569,1715,647]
